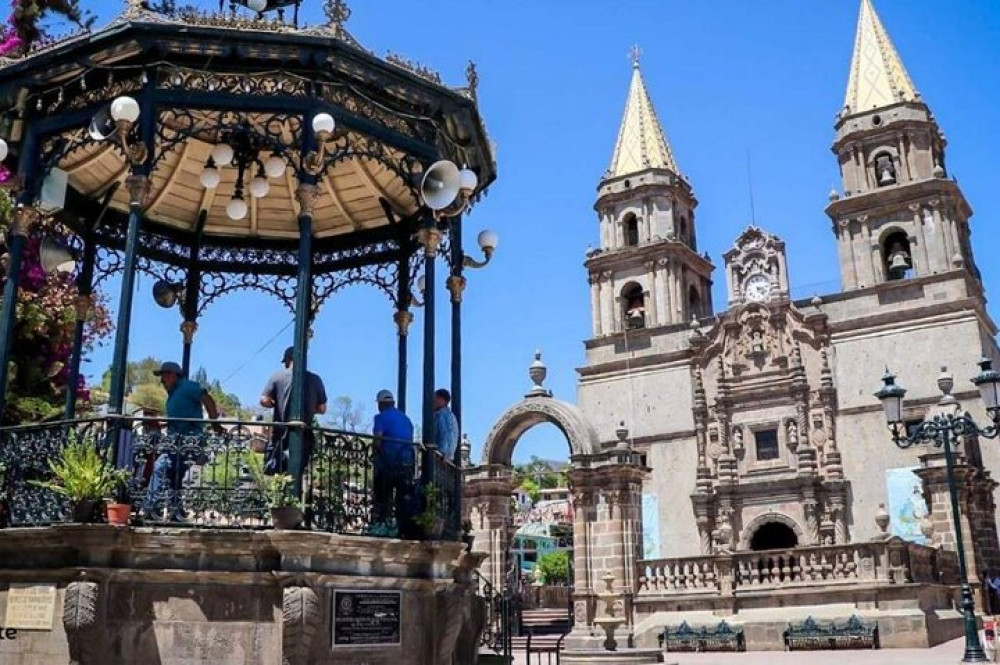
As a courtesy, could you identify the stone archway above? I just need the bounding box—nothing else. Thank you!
[740,512,804,551]
[464,354,648,646]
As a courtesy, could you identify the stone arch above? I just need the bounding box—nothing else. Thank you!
[481,396,600,466]
[739,512,804,550]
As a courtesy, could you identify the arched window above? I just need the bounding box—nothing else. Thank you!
[749,522,799,551]
[623,213,639,247]
[874,152,897,186]
[687,285,701,320]
[882,230,913,281]
[621,282,645,329]
[678,215,688,243]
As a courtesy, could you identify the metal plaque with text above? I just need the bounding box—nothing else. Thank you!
[332,590,402,647]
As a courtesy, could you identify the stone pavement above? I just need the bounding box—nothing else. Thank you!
[510,638,983,664]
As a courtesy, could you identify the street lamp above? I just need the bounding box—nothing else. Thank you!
[875,362,1000,664]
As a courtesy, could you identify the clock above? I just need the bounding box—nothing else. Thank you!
[743,273,772,303]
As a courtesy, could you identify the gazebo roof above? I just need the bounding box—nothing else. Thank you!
[0,1,495,251]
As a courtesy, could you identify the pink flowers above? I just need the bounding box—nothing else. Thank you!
[0,0,22,58]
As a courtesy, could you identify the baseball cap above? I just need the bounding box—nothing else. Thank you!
[376,389,395,403]
[282,346,294,363]
[152,361,183,377]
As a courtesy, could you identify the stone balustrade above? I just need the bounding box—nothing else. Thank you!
[638,539,959,597]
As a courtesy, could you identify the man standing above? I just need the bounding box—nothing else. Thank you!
[260,346,328,474]
[371,390,415,536]
[142,361,222,520]
[433,388,459,462]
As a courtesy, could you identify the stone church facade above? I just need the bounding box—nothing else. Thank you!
[469,0,999,651]
[573,0,1000,648]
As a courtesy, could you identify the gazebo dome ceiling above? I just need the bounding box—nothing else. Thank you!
[0,4,494,246]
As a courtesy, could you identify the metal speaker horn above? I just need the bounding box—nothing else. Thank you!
[419,160,461,211]
[88,106,117,142]
[152,279,181,309]
[39,237,76,275]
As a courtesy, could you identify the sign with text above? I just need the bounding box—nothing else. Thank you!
[5,584,57,630]
[332,590,401,647]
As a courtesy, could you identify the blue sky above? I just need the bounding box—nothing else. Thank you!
[82,0,1000,464]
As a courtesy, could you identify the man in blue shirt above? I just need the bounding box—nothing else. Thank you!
[141,361,221,521]
[371,389,415,536]
[433,388,459,462]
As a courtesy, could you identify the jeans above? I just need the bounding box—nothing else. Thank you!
[373,461,416,536]
[141,452,183,519]
[265,428,314,475]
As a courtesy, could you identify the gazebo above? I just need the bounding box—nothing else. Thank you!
[0,0,497,536]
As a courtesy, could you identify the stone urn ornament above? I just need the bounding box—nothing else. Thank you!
[875,503,891,537]
[526,350,552,397]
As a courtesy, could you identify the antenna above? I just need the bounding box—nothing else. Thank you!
[746,149,757,226]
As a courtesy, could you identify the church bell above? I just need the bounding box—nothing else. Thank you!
[879,166,896,185]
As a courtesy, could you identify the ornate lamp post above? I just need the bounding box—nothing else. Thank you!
[875,359,1000,663]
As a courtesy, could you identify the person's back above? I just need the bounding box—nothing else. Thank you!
[166,377,206,436]
[373,405,414,466]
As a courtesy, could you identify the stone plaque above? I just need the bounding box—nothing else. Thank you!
[5,584,57,630]
[332,590,401,647]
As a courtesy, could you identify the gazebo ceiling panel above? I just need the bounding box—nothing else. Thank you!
[57,132,416,241]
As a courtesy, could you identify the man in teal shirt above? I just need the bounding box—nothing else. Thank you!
[141,362,221,520]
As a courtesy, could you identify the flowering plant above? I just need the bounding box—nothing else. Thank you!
[0,190,112,423]
[0,0,94,58]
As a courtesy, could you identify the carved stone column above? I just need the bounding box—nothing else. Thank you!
[644,260,657,325]
[63,579,102,665]
[282,585,320,665]
[589,273,602,337]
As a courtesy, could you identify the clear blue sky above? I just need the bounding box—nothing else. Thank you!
[82,0,1000,465]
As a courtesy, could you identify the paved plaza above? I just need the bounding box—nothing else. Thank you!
[510,638,983,664]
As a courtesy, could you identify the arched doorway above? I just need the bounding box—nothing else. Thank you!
[465,359,647,638]
[749,521,799,551]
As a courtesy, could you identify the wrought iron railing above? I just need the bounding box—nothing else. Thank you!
[0,416,460,540]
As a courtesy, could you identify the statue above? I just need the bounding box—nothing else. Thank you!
[732,427,744,452]
[786,420,799,449]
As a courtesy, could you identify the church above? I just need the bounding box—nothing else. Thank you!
[469,0,1000,651]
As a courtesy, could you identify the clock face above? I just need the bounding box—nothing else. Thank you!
[744,274,772,302]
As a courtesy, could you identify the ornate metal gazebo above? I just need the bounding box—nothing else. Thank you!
[0,0,496,533]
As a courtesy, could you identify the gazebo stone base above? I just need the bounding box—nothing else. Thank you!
[0,526,475,665]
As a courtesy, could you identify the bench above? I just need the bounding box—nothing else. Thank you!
[659,620,744,652]
[784,615,879,651]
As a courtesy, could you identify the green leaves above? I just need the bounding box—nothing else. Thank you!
[536,550,571,585]
[28,439,118,501]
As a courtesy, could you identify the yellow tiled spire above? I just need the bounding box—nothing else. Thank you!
[607,51,679,179]
[844,0,918,114]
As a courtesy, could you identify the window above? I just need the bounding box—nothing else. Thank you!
[623,214,639,247]
[882,230,913,281]
[687,285,701,320]
[904,418,924,438]
[755,428,780,461]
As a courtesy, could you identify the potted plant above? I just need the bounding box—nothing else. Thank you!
[29,440,119,523]
[461,519,475,552]
[249,454,305,529]
[414,483,444,540]
[106,469,133,526]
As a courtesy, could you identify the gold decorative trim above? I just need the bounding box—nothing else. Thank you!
[446,275,466,304]
[393,309,413,337]
[180,320,198,344]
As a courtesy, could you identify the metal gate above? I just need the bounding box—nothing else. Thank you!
[476,570,516,661]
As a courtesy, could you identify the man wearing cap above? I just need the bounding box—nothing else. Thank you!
[433,388,459,462]
[260,346,328,474]
[142,361,222,520]
[371,390,415,535]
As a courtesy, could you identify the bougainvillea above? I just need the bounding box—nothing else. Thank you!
[0,190,112,423]
[0,0,93,58]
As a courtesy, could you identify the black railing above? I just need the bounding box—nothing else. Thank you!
[0,416,460,540]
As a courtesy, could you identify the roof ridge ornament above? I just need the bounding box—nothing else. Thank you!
[325,0,351,32]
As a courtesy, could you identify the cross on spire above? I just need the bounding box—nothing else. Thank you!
[629,44,642,69]
[325,0,351,28]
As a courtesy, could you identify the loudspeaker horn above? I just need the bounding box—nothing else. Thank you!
[88,106,117,142]
[152,279,181,309]
[39,237,76,274]
[419,160,461,211]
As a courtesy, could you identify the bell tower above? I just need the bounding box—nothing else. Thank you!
[585,52,713,338]
[825,0,978,291]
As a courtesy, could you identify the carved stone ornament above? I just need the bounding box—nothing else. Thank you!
[64,579,101,665]
[481,396,599,465]
[282,586,320,665]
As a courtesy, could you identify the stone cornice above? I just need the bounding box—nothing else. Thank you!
[824,177,971,220]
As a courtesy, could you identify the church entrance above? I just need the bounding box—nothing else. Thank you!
[749,521,799,551]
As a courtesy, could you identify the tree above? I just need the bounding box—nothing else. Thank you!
[329,395,366,432]
[0,191,113,423]
[536,551,570,585]
[519,478,540,504]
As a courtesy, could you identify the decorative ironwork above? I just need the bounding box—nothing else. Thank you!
[0,417,460,539]
[385,53,442,86]
[784,615,878,651]
[660,621,745,653]
[476,570,514,659]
